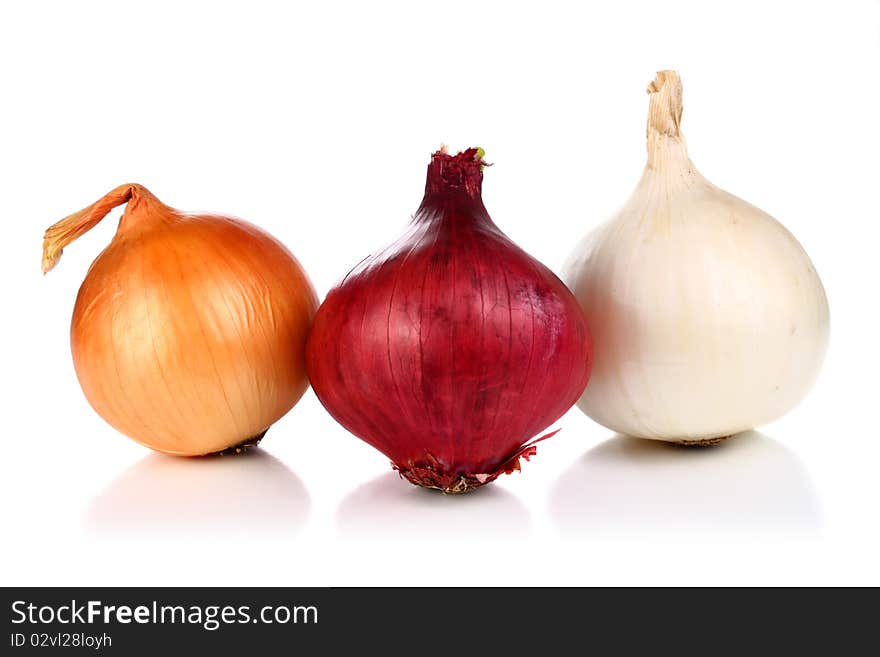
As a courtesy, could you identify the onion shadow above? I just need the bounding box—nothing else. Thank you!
[336,472,530,538]
[84,448,309,536]
[550,431,821,538]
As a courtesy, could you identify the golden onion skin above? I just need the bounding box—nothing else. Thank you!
[46,185,318,455]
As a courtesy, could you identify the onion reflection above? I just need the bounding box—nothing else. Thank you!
[550,431,820,537]
[337,472,530,538]
[85,448,309,536]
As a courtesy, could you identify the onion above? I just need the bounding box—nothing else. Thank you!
[307,147,592,493]
[564,71,830,444]
[43,184,318,456]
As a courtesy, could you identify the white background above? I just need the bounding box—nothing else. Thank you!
[1,0,878,586]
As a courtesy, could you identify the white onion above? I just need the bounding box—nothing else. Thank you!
[564,71,829,443]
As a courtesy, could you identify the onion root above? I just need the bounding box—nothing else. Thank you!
[676,435,733,448]
[393,430,559,494]
[214,429,270,456]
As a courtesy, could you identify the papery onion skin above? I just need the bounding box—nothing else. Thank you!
[307,148,592,493]
[564,71,830,443]
[44,184,318,456]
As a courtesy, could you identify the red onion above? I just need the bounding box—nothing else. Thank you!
[307,147,592,493]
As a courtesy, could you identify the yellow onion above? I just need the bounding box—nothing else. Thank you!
[43,184,318,455]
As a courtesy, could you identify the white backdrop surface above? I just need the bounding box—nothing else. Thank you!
[1,0,878,586]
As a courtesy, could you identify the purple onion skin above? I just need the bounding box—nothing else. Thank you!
[307,148,592,493]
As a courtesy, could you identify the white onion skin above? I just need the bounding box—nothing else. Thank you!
[564,73,829,442]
